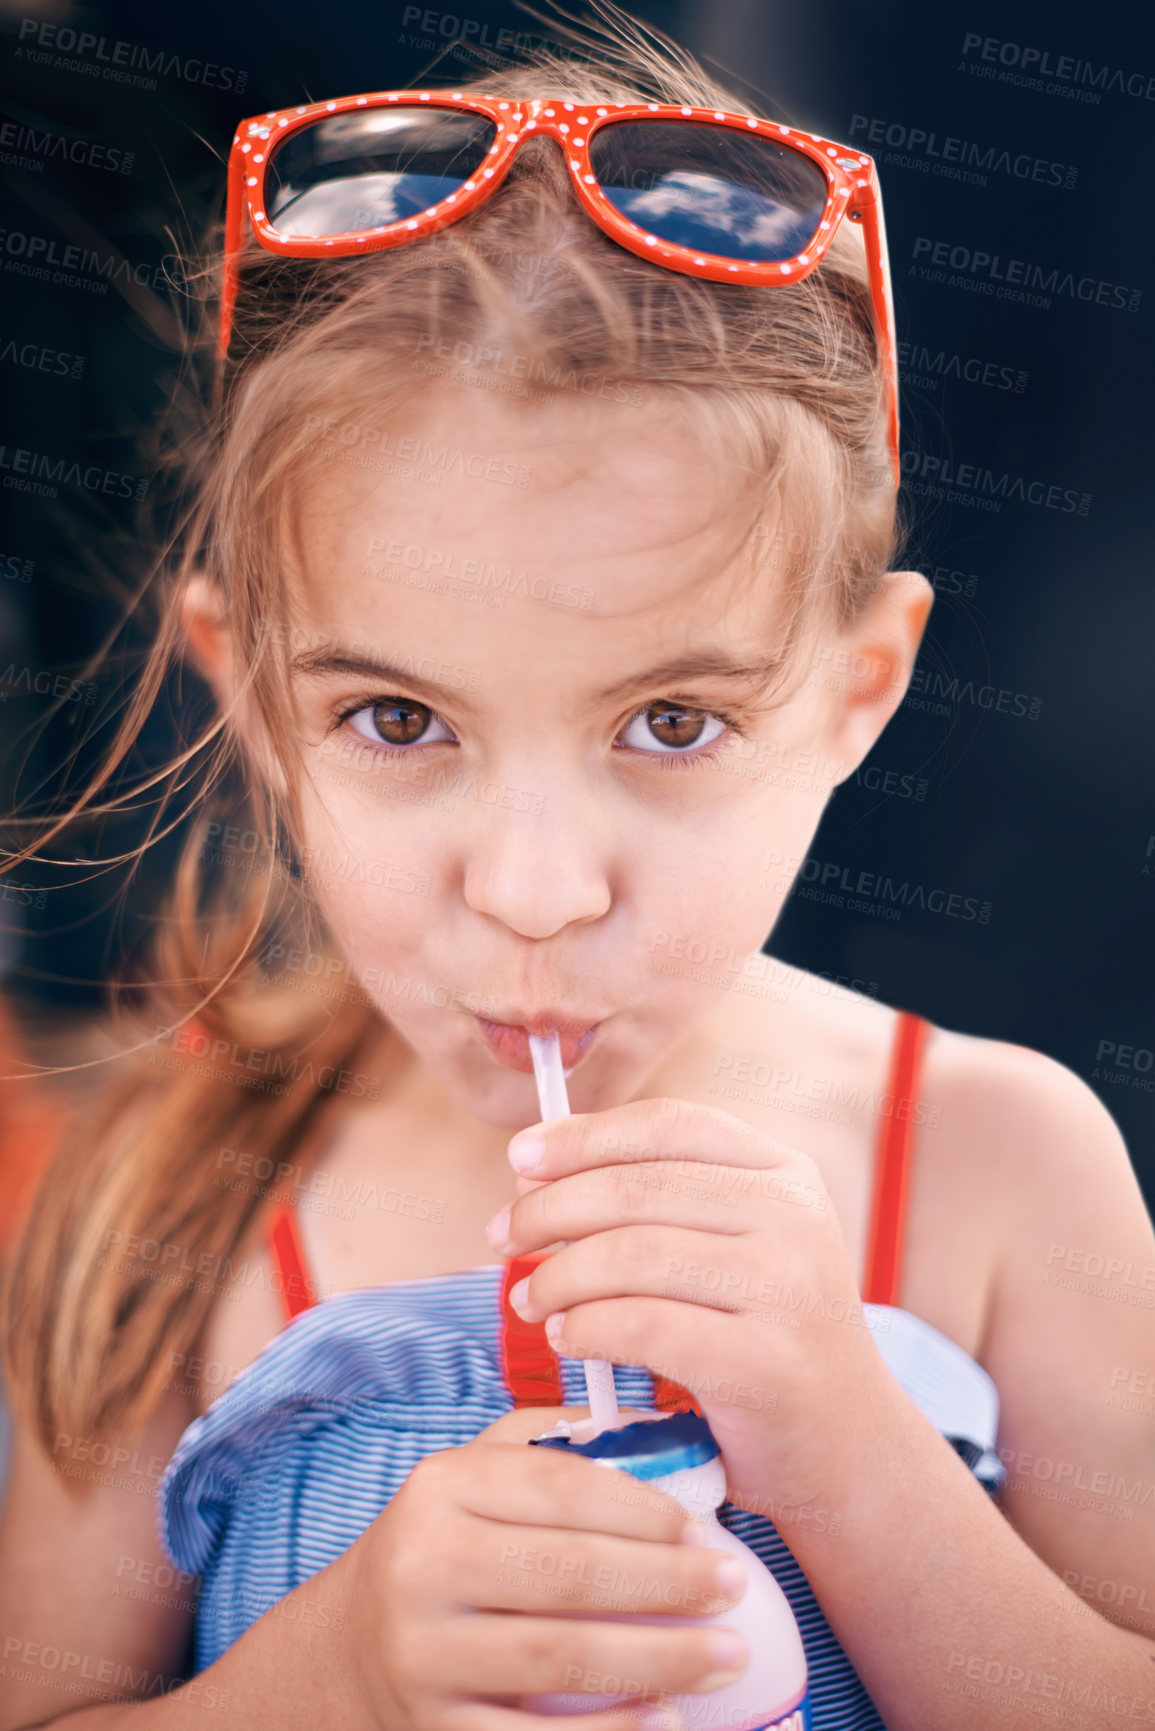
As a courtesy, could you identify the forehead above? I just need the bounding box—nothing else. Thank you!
[289,385,775,645]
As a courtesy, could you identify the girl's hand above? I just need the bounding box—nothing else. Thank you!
[488,1101,894,1514]
[345,1404,751,1731]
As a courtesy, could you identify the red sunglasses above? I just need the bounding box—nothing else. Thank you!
[223,89,900,486]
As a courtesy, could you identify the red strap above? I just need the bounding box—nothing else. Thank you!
[499,1254,700,1413]
[651,1373,701,1417]
[269,1199,700,1416]
[500,1255,564,1406]
[269,1203,319,1323]
[862,1011,929,1308]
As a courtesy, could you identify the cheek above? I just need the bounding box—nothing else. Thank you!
[650,778,829,928]
[294,784,439,961]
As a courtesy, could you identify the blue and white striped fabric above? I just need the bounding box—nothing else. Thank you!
[160,1268,1005,1725]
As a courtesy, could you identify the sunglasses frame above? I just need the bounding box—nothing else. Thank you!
[223,89,899,485]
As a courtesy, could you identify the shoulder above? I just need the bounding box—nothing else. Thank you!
[919,1023,1140,1214]
[918,1032,1155,1595]
[918,1023,1155,1388]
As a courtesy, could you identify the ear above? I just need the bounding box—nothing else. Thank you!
[180,574,289,797]
[821,570,934,778]
[181,574,235,706]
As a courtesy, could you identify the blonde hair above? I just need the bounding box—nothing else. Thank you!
[3,6,900,1466]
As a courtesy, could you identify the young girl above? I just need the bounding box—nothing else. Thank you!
[2,19,1153,1731]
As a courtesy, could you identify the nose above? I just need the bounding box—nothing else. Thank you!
[461,792,612,940]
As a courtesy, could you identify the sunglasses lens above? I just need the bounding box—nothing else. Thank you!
[587,120,828,263]
[265,106,498,238]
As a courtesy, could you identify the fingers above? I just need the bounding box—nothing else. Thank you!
[505,1226,784,1321]
[416,1610,751,1703]
[413,1441,695,1546]
[454,1511,745,1619]
[519,1294,781,1418]
[507,1097,800,1180]
[493,1166,757,1257]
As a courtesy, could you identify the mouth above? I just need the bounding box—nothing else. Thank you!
[474,1016,602,1075]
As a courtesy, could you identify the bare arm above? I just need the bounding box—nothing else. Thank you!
[1,1386,751,1731]
[779,1043,1155,1729]
[0,1386,367,1731]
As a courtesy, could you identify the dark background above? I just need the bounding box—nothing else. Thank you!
[1,0,1152,1202]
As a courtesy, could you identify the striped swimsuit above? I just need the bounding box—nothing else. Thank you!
[160,1011,1005,1725]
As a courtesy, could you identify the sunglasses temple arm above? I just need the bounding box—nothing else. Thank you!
[218,145,247,365]
[852,176,901,492]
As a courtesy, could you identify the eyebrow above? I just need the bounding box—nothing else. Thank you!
[288,647,784,706]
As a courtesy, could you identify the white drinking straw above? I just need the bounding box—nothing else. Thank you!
[527,1030,620,1436]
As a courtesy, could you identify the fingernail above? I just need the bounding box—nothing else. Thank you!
[680,1519,708,1545]
[509,1277,530,1317]
[508,1132,545,1173]
[544,1310,566,1347]
[695,1668,745,1693]
[708,1629,748,1671]
[714,1558,748,1600]
[485,1205,512,1252]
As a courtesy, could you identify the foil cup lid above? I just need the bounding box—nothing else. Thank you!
[530,1409,718,1479]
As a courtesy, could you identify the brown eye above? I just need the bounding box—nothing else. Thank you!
[647,703,706,747]
[371,699,428,744]
[345,698,455,750]
[620,701,727,755]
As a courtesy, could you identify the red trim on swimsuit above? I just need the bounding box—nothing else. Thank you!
[266,1009,929,1402]
[269,1202,317,1322]
[861,1011,929,1308]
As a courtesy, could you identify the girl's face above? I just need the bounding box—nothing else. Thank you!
[254,386,927,1130]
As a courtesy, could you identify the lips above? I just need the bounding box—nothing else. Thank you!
[475,1017,601,1074]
